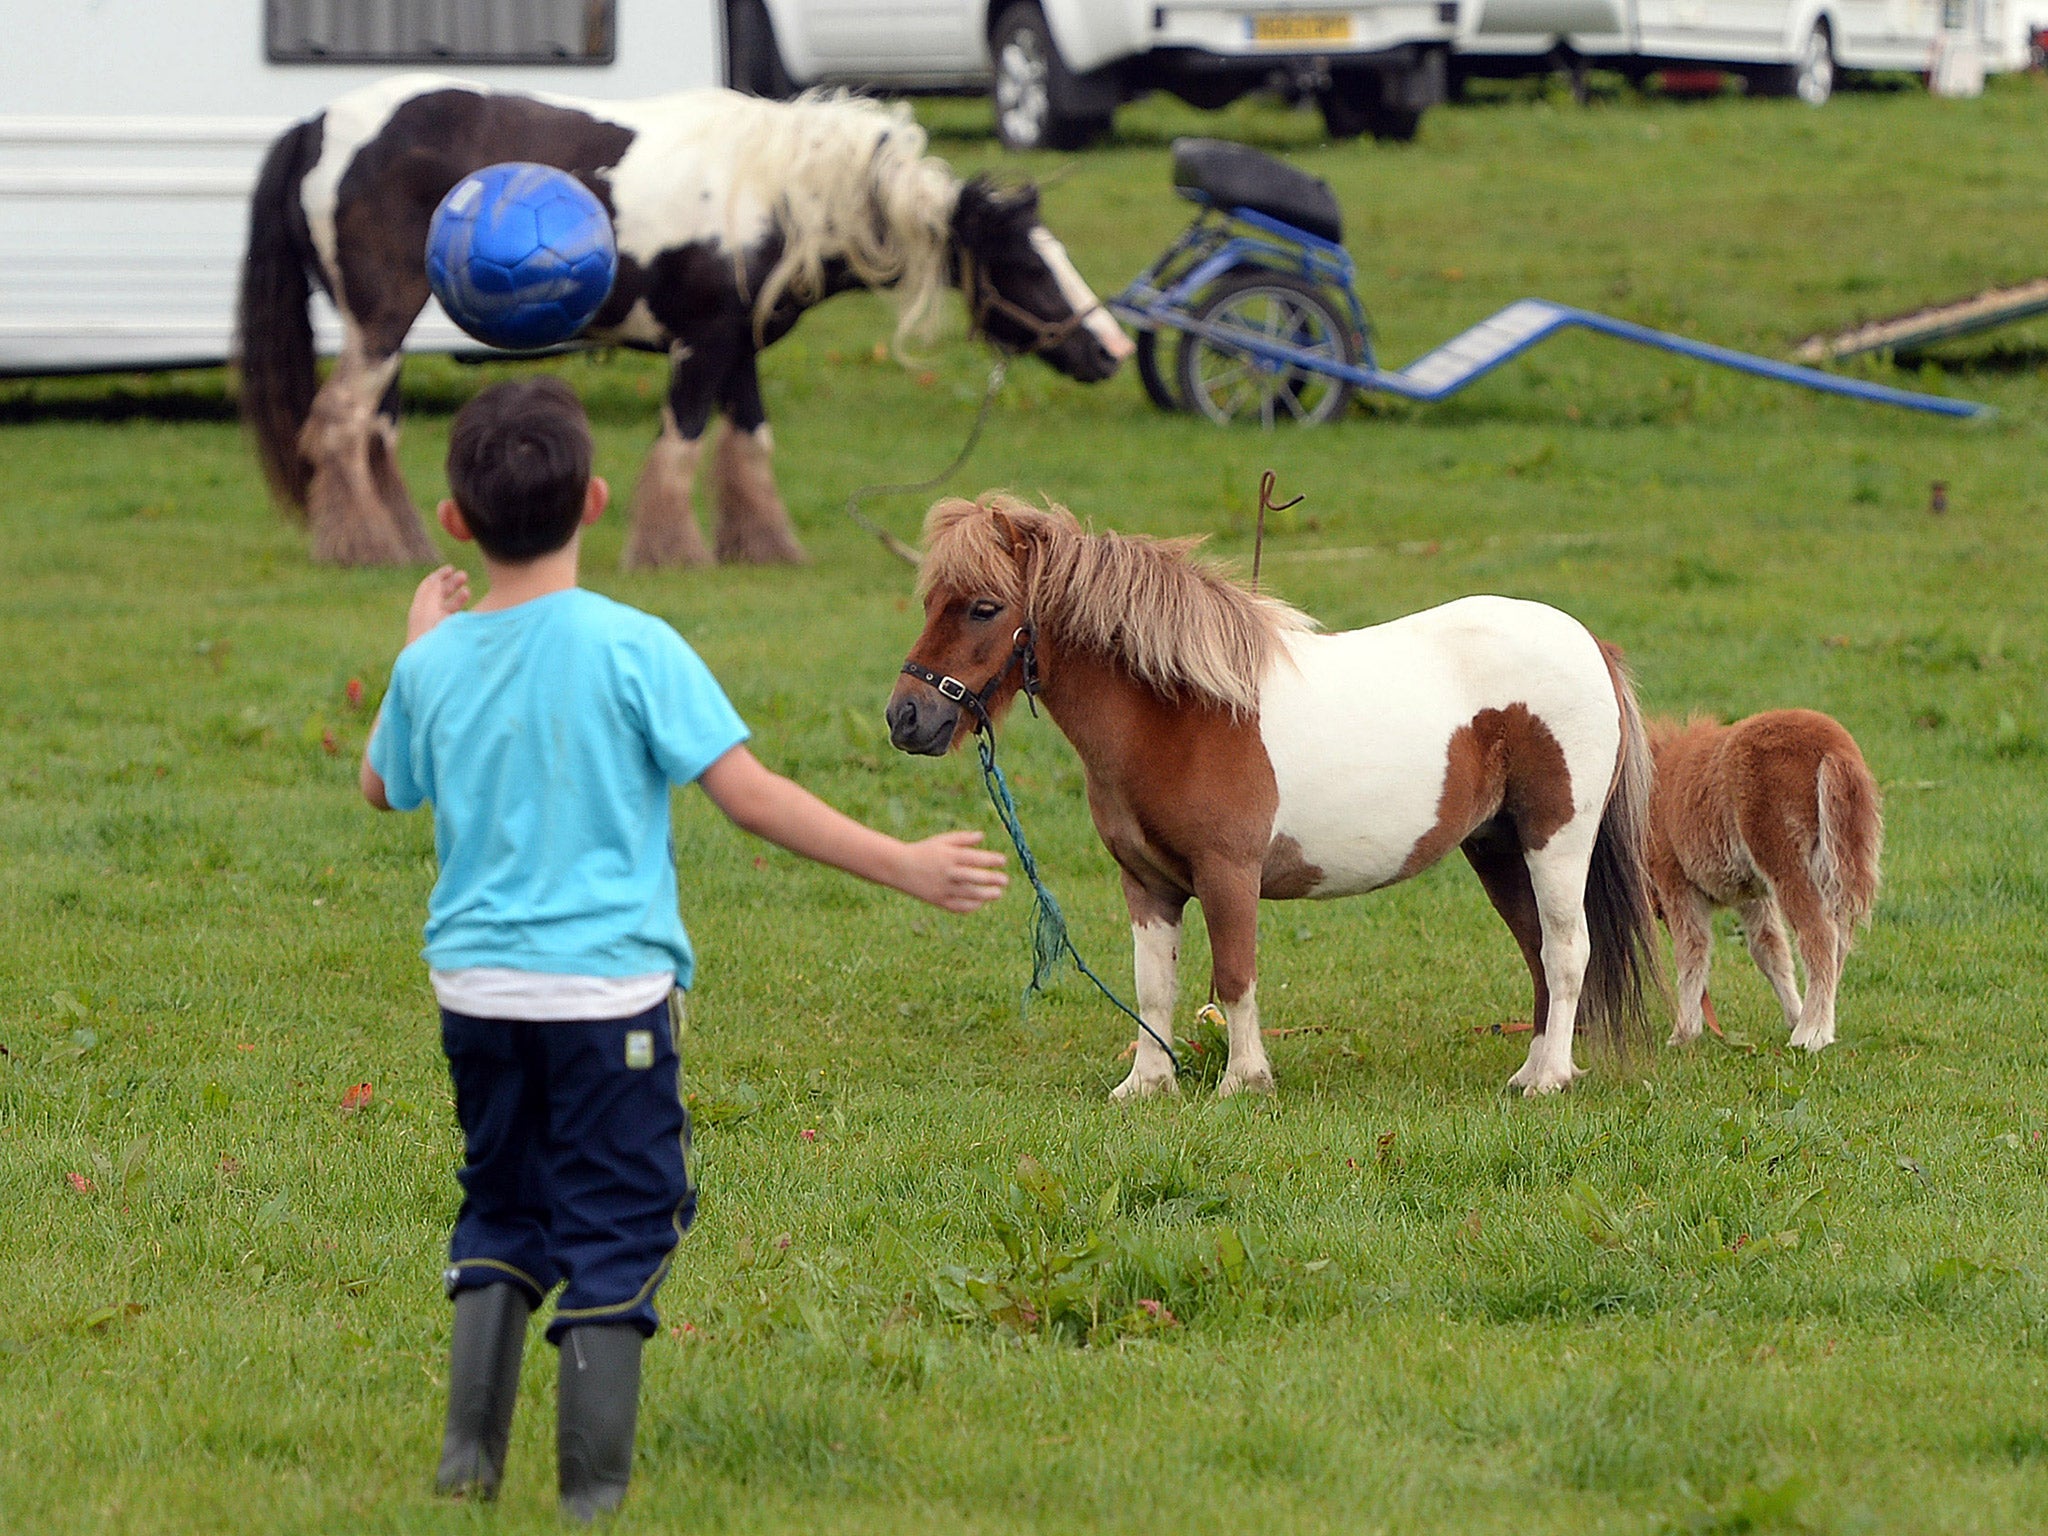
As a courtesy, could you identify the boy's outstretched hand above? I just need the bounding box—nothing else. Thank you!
[407,565,472,645]
[895,830,1009,913]
[699,746,1007,913]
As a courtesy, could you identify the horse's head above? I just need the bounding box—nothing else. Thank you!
[886,497,1055,756]
[949,178,1133,383]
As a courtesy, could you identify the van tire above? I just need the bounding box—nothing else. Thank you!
[727,0,796,99]
[1368,104,1425,142]
[1319,69,1427,142]
[1794,20,1835,105]
[1751,19,1833,105]
[1318,75,1375,140]
[991,3,1110,150]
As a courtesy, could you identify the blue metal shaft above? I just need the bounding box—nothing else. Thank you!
[1373,301,1990,418]
[1111,294,1990,420]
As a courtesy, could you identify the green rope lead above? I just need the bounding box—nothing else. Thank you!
[974,732,1181,1076]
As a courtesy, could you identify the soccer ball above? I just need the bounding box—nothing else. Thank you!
[425,163,617,351]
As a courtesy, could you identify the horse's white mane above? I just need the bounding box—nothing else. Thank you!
[720,90,959,347]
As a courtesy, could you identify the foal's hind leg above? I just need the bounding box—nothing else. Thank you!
[1736,895,1804,1034]
[1663,886,1716,1047]
[1506,823,1600,1095]
[1110,874,1184,1102]
[1778,881,1844,1052]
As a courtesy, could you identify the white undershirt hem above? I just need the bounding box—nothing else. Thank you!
[430,968,676,1022]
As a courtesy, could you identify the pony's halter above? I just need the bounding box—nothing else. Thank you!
[958,247,1106,359]
[900,625,1041,735]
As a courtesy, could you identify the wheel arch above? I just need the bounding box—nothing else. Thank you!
[1782,3,1835,58]
[752,0,821,83]
[989,0,1145,75]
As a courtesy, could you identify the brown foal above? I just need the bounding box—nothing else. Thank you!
[1648,710,1883,1052]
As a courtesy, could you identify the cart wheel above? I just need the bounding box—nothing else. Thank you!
[1176,269,1358,427]
[1135,330,1184,411]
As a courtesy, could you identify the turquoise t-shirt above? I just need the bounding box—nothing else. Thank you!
[367,588,749,987]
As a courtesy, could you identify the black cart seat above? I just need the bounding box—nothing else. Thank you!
[1171,138,1344,246]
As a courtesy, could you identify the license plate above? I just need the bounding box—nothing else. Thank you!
[1249,12,1354,43]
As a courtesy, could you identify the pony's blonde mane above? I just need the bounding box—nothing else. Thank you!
[919,495,1314,718]
[721,91,957,348]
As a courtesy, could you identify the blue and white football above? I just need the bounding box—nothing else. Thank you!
[425,163,617,351]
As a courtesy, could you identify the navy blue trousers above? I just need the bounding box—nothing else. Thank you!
[440,997,694,1343]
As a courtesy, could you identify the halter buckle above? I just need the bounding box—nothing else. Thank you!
[936,675,968,701]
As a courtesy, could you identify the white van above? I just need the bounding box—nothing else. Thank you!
[0,1,719,376]
[727,0,1486,146]
[1454,0,2044,103]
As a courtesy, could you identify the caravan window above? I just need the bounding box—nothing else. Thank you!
[266,1,617,65]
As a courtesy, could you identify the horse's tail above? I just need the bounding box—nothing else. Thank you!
[1813,746,1883,941]
[237,115,324,514]
[1579,642,1661,1058]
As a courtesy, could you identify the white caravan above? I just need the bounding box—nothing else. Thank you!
[1455,0,2044,102]
[1,1,719,375]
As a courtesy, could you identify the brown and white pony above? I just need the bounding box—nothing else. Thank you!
[1648,710,1883,1052]
[886,497,1658,1098]
[238,75,1130,567]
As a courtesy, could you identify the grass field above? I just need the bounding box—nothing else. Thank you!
[5,75,2048,1534]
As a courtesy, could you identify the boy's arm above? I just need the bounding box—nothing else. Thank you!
[697,746,1007,914]
[360,752,392,811]
[360,565,470,812]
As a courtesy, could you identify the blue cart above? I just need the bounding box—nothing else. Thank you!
[1109,139,1987,427]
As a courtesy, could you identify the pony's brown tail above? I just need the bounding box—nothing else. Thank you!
[1813,748,1884,941]
[1579,648,1661,1057]
[236,115,324,514]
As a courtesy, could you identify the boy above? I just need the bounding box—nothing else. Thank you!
[361,377,1006,1520]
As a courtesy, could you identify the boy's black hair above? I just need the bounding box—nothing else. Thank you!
[445,377,594,562]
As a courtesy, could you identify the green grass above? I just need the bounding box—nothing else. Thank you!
[6,76,2048,1534]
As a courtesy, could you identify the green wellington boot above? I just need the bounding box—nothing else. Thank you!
[435,1282,533,1499]
[557,1323,644,1522]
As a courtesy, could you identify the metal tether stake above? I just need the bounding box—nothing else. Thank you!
[1252,469,1303,594]
[844,356,1008,565]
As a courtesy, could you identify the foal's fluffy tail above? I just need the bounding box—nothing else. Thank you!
[1813,747,1884,941]
[1580,645,1661,1057]
[237,115,324,514]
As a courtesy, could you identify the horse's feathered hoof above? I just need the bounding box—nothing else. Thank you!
[714,523,809,565]
[622,525,715,570]
[711,422,807,565]
[623,417,713,570]
[307,497,437,566]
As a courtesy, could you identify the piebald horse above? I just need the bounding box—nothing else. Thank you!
[239,76,1130,567]
[887,497,1658,1098]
